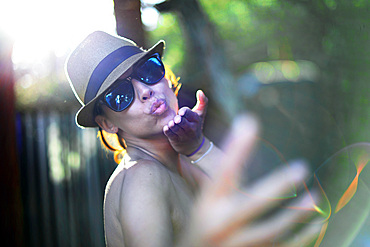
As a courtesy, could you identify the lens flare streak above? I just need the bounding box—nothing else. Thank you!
[314,221,329,247]
[223,142,369,246]
[334,160,368,213]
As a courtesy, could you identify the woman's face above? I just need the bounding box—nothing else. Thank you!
[101,76,178,140]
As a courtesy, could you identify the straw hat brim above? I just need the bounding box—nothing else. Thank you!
[75,40,165,128]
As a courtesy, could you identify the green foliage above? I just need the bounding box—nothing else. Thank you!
[147,13,185,75]
[201,0,254,40]
[147,0,369,145]
[199,0,285,69]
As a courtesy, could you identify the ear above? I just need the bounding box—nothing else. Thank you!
[95,115,118,134]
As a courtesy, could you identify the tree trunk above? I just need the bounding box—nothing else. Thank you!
[156,0,240,119]
[114,0,147,48]
[0,34,24,247]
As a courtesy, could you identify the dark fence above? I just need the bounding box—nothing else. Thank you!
[17,111,116,247]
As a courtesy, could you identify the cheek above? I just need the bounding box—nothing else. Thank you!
[160,81,179,111]
[102,105,134,132]
[113,114,144,137]
[168,90,179,112]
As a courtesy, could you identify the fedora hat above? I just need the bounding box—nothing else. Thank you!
[65,31,165,128]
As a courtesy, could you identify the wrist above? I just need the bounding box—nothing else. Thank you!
[186,136,205,157]
[188,137,213,164]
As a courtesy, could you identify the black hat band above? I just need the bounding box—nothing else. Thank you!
[84,45,143,104]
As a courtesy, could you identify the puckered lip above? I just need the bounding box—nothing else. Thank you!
[150,98,167,115]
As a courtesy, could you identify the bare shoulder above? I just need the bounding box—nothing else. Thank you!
[105,158,171,207]
[125,159,172,191]
[104,161,127,201]
[105,159,174,246]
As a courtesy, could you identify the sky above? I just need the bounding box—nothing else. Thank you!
[0,0,162,65]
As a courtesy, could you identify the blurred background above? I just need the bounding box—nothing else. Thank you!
[0,0,369,246]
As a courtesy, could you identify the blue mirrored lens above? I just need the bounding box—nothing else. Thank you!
[134,55,165,84]
[105,79,134,111]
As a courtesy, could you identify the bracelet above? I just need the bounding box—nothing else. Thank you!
[187,136,205,157]
[191,142,213,164]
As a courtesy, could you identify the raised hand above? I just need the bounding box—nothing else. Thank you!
[178,115,323,247]
[163,90,208,155]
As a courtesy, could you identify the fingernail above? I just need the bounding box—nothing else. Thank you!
[289,160,309,182]
[175,115,181,124]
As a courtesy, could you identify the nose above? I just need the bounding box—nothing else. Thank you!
[132,79,154,102]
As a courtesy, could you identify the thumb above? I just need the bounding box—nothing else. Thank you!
[192,90,208,118]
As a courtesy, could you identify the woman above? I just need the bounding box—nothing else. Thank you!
[66,31,322,247]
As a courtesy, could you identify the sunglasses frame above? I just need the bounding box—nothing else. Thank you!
[97,53,165,113]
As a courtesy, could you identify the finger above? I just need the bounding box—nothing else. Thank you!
[179,107,200,123]
[247,160,308,200]
[173,115,195,137]
[178,106,191,117]
[229,221,322,247]
[220,191,320,247]
[163,125,179,141]
[174,115,182,125]
[175,115,193,133]
[207,171,314,246]
[234,161,309,223]
[206,114,259,197]
[168,119,183,134]
[278,219,324,247]
[192,90,208,119]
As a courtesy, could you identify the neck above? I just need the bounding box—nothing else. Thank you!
[124,134,180,173]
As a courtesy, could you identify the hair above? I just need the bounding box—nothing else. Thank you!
[96,65,181,164]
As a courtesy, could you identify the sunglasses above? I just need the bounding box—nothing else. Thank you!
[100,53,165,112]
